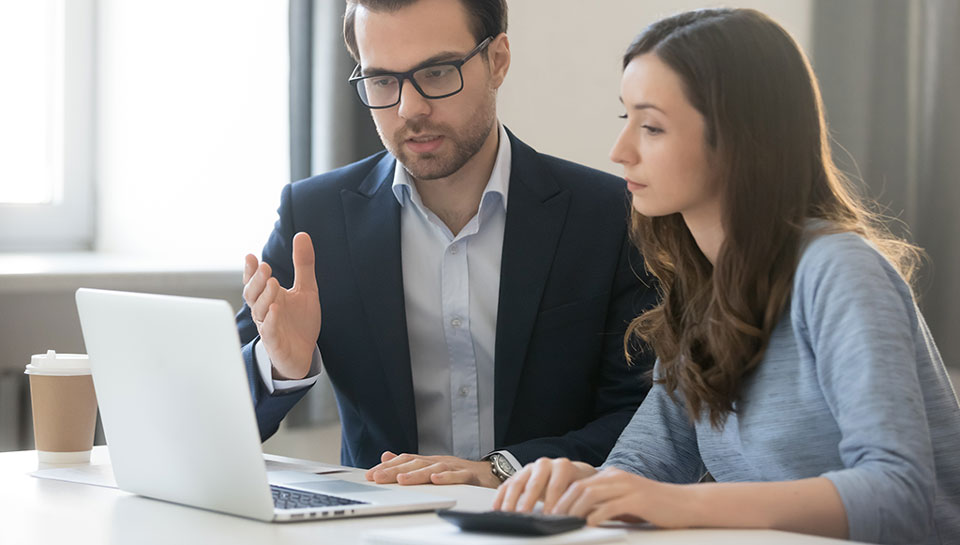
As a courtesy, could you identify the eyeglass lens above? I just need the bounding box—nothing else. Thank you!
[358,64,462,107]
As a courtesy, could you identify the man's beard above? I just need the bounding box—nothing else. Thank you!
[381,93,497,181]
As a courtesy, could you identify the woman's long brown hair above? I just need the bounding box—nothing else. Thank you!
[623,8,921,428]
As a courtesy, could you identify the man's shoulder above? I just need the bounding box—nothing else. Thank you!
[536,152,623,188]
[289,150,393,198]
[509,134,625,198]
[521,149,628,214]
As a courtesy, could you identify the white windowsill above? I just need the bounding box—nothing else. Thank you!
[0,252,242,293]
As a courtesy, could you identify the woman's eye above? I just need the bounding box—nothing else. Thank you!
[618,113,628,120]
[642,125,664,135]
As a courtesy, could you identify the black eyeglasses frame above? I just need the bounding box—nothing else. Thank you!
[347,36,494,109]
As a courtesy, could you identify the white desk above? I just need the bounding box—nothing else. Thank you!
[0,447,850,545]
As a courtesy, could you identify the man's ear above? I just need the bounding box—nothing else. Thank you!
[487,33,511,89]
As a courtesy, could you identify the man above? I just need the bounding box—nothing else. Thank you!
[237,0,657,489]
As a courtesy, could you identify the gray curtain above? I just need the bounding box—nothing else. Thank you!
[812,0,960,369]
[289,0,314,182]
[285,0,383,427]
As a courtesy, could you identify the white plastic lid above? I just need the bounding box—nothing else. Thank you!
[24,350,90,376]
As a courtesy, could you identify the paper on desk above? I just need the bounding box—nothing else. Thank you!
[363,524,627,545]
[31,463,119,488]
[31,454,345,489]
[262,453,347,475]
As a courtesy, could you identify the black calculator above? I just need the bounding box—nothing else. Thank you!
[438,509,586,536]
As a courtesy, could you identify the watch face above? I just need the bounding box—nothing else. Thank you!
[495,455,515,476]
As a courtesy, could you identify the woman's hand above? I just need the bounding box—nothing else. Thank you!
[492,457,597,514]
[499,463,849,536]
[497,462,697,528]
[552,467,694,527]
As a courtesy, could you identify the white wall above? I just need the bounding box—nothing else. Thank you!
[95,0,289,261]
[499,1,812,175]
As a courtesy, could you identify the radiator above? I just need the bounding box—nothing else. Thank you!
[0,369,31,451]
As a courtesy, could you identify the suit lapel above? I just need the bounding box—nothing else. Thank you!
[494,132,570,446]
[340,154,418,453]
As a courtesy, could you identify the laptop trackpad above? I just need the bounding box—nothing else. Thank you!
[287,480,389,495]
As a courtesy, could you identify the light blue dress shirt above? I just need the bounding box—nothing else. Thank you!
[392,122,510,461]
[257,123,517,466]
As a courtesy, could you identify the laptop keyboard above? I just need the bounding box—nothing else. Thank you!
[271,484,369,510]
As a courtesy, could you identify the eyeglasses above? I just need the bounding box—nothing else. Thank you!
[348,36,494,109]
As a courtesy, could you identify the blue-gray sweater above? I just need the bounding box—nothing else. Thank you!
[603,231,960,544]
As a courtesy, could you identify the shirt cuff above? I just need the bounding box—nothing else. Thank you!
[484,449,522,472]
[254,339,322,395]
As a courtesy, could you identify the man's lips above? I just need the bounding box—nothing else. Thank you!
[405,134,444,153]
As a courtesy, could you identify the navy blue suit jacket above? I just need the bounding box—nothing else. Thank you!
[237,130,657,469]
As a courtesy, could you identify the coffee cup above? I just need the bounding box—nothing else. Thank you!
[24,350,98,463]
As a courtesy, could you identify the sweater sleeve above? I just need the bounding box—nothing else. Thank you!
[795,233,935,544]
[601,368,705,484]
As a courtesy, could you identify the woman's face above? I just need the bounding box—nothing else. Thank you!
[610,53,719,220]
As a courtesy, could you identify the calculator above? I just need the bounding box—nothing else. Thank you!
[438,509,587,536]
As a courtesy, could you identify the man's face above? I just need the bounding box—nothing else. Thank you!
[354,0,502,180]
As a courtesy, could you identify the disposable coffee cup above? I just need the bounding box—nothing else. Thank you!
[24,350,98,464]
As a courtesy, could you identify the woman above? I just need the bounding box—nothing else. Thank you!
[493,8,960,544]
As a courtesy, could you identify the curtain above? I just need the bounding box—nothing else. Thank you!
[812,0,960,369]
[285,0,384,427]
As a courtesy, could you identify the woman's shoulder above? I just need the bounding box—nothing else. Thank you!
[791,221,915,317]
[796,222,899,282]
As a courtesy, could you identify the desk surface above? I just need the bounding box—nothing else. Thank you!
[0,447,850,545]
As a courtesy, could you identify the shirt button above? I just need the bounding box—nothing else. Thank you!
[450,317,462,328]
[450,244,459,254]
[458,387,470,397]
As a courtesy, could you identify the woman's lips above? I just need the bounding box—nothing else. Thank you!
[625,178,647,191]
[405,135,444,154]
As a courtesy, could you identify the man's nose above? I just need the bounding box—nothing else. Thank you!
[397,79,431,120]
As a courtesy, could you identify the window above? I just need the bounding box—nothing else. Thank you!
[0,0,95,251]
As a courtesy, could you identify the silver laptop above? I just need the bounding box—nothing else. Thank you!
[75,288,455,522]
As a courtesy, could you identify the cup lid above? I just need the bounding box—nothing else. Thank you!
[25,350,90,376]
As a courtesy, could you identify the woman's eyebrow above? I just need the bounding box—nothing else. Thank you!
[619,97,667,114]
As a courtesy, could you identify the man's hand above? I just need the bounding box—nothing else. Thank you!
[364,451,501,489]
[242,232,322,380]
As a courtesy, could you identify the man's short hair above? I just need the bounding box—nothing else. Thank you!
[343,0,508,63]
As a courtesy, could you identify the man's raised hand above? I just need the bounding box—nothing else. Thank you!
[242,232,322,380]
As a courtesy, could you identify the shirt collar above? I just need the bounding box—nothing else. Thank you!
[391,122,512,211]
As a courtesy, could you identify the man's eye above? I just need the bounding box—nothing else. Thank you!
[423,67,453,79]
[371,77,394,87]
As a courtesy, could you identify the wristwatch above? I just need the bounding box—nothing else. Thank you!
[484,451,518,483]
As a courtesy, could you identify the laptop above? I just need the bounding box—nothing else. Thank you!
[75,288,456,522]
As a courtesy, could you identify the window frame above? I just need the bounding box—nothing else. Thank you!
[0,0,95,252]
